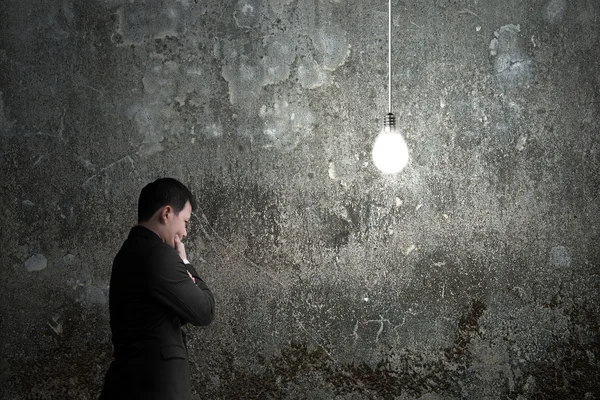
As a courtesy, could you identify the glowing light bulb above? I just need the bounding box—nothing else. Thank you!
[372,113,409,174]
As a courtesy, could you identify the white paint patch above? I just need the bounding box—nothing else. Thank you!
[298,55,333,89]
[131,105,164,156]
[328,162,337,180]
[234,0,260,28]
[490,24,532,86]
[544,0,567,24]
[549,246,572,268]
[221,33,296,112]
[84,286,107,305]
[205,122,224,138]
[515,134,527,151]
[186,66,202,77]
[47,317,63,335]
[240,62,258,80]
[117,1,183,45]
[61,0,74,21]
[260,96,315,151]
[139,142,163,157]
[221,57,261,109]
[261,36,294,86]
[489,38,499,57]
[404,245,416,256]
[269,0,294,15]
[24,254,48,272]
[77,157,96,172]
[310,24,350,71]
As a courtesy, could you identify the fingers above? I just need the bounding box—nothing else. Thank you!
[187,270,196,283]
[175,235,184,250]
[174,234,187,260]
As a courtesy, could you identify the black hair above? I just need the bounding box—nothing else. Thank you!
[137,178,196,223]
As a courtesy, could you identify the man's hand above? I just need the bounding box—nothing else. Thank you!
[175,235,195,283]
[187,270,196,283]
[174,234,187,261]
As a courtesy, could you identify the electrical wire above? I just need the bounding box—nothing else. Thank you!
[388,0,392,114]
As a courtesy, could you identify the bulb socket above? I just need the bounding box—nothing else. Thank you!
[383,112,396,132]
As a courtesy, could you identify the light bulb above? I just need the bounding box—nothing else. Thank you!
[372,113,409,174]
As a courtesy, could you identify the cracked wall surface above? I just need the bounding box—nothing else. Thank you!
[1,0,599,399]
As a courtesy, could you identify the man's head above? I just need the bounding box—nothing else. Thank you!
[137,178,196,248]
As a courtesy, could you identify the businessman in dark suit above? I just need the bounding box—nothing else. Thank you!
[99,178,215,400]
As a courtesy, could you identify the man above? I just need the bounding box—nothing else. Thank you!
[99,178,215,400]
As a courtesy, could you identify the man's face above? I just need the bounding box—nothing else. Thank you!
[165,201,192,248]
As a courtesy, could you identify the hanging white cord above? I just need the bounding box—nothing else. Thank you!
[388,0,392,114]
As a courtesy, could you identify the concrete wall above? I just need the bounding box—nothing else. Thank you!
[1,0,599,398]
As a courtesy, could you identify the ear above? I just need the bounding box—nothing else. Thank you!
[158,205,173,224]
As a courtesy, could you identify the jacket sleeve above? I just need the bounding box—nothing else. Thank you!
[146,244,215,326]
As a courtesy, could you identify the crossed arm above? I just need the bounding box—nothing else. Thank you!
[146,240,215,327]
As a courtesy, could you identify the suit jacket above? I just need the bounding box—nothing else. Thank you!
[99,226,214,400]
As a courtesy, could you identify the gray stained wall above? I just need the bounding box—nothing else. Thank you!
[1,0,599,399]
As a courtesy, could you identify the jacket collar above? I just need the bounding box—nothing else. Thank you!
[128,225,163,242]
